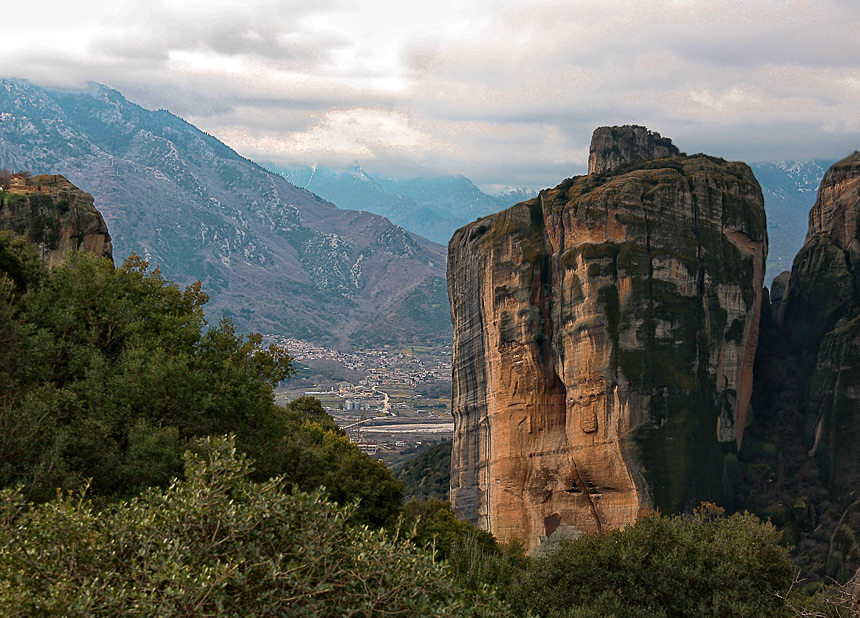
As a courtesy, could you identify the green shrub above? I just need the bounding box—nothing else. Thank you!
[505,504,795,618]
[0,243,403,526]
[403,497,498,561]
[0,436,511,617]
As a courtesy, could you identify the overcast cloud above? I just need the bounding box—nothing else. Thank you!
[2,0,858,189]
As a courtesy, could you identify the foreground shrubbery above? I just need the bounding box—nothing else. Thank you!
[0,436,510,617]
[439,503,859,618]
[403,497,499,562]
[504,505,795,618]
[399,496,825,617]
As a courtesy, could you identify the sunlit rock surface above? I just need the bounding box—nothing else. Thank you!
[448,126,767,552]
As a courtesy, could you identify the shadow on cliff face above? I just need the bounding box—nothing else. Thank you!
[738,153,860,585]
[738,295,835,583]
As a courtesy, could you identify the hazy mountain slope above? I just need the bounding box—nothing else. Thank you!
[751,160,833,281]
[271,164,530,245]
[276,159,821,282]
[0,80,449,347]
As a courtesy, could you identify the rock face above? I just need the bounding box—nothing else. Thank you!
[448,126,767,551]
[0,174,112,266]
[780,152,860,504]
[587,125,681,175]
[769,270,790,319]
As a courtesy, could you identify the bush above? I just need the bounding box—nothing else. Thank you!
[505,504,796,618]
[0,251,293,500]
[403,497,498,561]
[0,436,511,617]
[0,242,403,526]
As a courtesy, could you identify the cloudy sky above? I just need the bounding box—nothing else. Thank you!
[2,0,859,190]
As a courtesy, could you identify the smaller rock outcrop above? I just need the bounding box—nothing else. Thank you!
[0,174,112,266]
[769,270,790,320]
[588,125,682,175]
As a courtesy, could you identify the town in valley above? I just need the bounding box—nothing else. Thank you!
[268,336,454,466]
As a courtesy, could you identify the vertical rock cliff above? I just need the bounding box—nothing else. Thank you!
[780,152,860,508]
[0,174,112,266]
[448,126,767,551]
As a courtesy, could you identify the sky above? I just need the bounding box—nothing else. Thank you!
[2,0,859,191]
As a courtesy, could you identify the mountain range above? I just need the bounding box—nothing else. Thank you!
[0,79,833,350]
[750,160,833,278]
[269,163,533,246]
[274,160,829,286]
[0,80,450,348]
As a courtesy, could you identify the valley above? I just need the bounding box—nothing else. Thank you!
[271,336,454,466]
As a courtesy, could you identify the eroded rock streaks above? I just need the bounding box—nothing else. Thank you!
[448,126,767,551]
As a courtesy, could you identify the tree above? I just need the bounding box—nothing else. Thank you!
[0,241,404,526]
[0,230,45,294]
[0,436,512,617]
[273,419,405,528]
[403,498,498,561]
[397,440,452,501]
[504,504,796,618]
[286,394,340,429]
[0,251,295,500]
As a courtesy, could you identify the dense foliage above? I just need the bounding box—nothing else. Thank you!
[0,235,402,525]
[403,497,498,562]
[396,439,452,501]
[277,397,404,528]
[399,499,824,617]
[490,505,796,618]
[2,232,855,617]
[0,436,511,617]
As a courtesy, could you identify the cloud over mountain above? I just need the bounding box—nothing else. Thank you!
[3,0,859,188]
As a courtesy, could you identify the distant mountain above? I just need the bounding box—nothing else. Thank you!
[0,80,450,348]
[270,164,533,246]
[750,160,834,282]
[272,157,827,289]
[484,185,545,205]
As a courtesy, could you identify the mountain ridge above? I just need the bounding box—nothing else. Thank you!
[0,80,450,348]
[271,158,824,287]
[269,162,533,246]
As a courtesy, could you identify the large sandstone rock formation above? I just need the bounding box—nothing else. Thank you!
[448,126,767,551]
[0,174,112,266]
[780,152,860,508]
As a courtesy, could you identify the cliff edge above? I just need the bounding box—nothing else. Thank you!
[587,125,682,175]
[779,152,860,502]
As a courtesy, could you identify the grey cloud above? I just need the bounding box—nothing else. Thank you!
[91,0,350,69]
[3,0,860,190]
